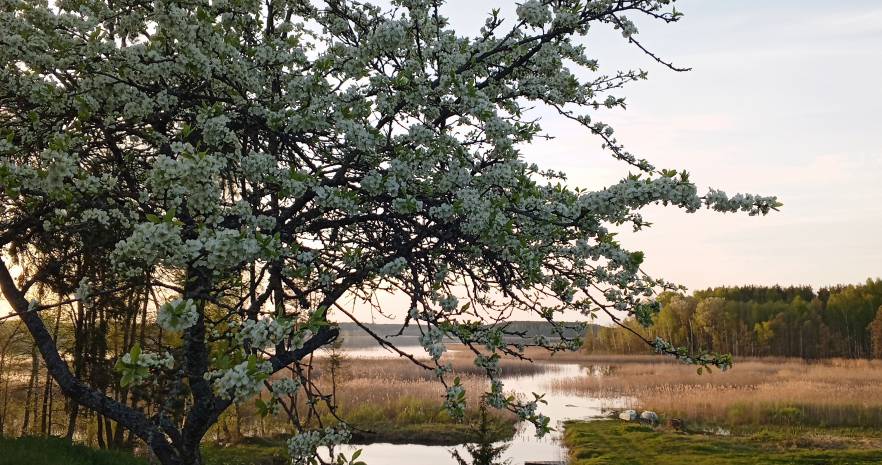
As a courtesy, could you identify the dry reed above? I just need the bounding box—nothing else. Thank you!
[552,357,882,427]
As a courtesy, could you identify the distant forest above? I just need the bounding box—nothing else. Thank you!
[586,279,882,359]
[338,321,587,349]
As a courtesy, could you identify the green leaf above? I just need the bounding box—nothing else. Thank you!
[130,343,141,362]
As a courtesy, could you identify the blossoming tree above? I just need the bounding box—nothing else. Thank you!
[0,0,778,463]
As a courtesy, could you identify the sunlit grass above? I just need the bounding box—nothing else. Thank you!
[553,357,882,427]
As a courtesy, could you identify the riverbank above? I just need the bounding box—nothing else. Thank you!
[563,420,882,465]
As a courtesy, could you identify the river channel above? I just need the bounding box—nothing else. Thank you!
[324,346,630,465]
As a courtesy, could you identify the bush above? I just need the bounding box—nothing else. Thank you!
[766,406,804,425]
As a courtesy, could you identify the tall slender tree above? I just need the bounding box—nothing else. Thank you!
[870,306,882,359]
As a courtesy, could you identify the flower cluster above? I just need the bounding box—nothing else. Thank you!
[419,326,447,360]
[239,317,293,349]
[114,344,175,387]
[208,358,273,402]
[287,426,352,465]
[270,378,301,398]
[517,0,552,28]
[514,396,551,437]
[378,257,408,277]
[444,379,467,420]
[75,278,92,304]
[111,222,185,278]
[157,299,199,332]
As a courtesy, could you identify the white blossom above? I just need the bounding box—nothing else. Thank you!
[287,426,351,465]
[419,326,447,360]
[238,317,293,349]
[209,358,273,402]
[517,0,552,27]
[157,299,199,332]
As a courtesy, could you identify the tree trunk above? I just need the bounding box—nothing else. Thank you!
[65,400,79,442]
[96,414,106,449]
[66,301,85,442]
[39,308,63,436]
[40,370,51,435]
[21,344,38,436]
[0,351,6,435]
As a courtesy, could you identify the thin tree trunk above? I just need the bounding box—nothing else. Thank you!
[66,302,85,442]
[104,416,115,449]
[40,309,63,436]
[0,352,6,435]
[47,379,54,436]
[40,371,51,435]
[96,414,106,449]
[22,344,39,436]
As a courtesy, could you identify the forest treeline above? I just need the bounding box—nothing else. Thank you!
[585,279,882,359]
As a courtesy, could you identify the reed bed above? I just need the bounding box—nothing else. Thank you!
[209,352,526,442]
[552,357,882,428]
[333,352,549,382]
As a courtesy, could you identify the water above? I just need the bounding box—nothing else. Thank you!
[318,347,629,465]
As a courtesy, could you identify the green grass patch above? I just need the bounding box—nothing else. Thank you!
[0,436,148,465]
[564,420,882,465]
[202,440,288,465]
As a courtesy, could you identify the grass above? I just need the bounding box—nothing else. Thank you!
[563,420,882,465]
[553,357,882,428]
[0,436,289,465]
[202,439,288,465]
[0,436,148,465]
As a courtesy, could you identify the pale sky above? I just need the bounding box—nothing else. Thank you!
[438,0,882,292]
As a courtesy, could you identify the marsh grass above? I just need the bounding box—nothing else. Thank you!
[553,357,882,428]
[206,350,542,445]
[564,420,882,465]
[0,436,149,465]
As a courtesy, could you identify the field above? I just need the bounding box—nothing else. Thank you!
[552,356,882,428]
[557,355,882,465]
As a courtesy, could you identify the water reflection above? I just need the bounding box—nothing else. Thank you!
[319,348,631,465]
[450,400,510,465]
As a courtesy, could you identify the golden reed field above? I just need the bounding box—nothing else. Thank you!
[552,356,882,428]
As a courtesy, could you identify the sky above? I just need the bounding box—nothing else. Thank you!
[437,0,882,292]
